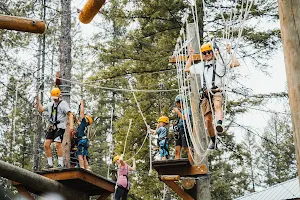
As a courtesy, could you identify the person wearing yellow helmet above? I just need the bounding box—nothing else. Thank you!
[37,87,71,168]
[185,43,240,150]
[73,100,93,169]
[148,116,169,160]
[113,154,136,200]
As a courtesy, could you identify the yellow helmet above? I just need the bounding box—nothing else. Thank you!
[50,87,61,99]
[113,155,120,163]
[158,116,169,124]
[201,43,213,53]
[86,116,93,125]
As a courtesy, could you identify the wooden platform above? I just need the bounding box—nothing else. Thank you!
[153,159,207,177]
[153,159,208,200]
[13,168,115,199]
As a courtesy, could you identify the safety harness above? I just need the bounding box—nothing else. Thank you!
[157,128,169,158]
[50,100,62,129]
[118,165,130,191]
[203,59,226,91]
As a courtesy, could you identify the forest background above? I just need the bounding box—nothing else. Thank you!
[0,0,296,199]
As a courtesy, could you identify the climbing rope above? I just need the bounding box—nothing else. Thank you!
[122,119,133,156]
[125,75,152,176]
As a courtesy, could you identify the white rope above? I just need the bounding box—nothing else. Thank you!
[176,38,206,163]
[52,76,179,93]
[122,119,133,156]
[175,40,196,163]
[107,108,114,179]
[13,83,18,144]
[180,32,207,155]
[125,77,152,176]
[187,5,213,154]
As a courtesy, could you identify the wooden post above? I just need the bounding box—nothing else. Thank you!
[63,113,72,168]
[0,14,46,34]
[0,161,88,200]
[60,0,72,167]
[187,23,211,200]
[278,0,300,181]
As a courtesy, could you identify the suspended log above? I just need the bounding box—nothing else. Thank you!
[160,175,180,181]
[0,14,46,34]
[79,0,106,24]
[0,160,88,200]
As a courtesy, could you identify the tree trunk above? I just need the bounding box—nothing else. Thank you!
[278,0,300,182]
[59,0,72,167]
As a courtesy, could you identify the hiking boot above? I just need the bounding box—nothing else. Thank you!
[216,124,224,133]
[57,164,63,169]
[208,141,217,150]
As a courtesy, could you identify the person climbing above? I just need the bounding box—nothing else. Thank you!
[148,116,169,160]
[185,43,240,150]
[173,94,193,164]
[37,87,71,168]
[113,155,136,200]
[74,100,93,170]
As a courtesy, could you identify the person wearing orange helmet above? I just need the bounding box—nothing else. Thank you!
[148,116,169,160]
[185,43,240,150]
[37,87,71,168]
[73,100,93,169]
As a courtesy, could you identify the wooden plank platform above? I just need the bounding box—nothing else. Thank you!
[13,168,115,197]
[153,159,207,177]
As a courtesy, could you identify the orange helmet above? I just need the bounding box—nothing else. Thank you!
[50,87,61,99]
[86,116,93,125]
[201,43,213,53]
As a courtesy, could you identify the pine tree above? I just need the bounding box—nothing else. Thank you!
[259,114,297,186]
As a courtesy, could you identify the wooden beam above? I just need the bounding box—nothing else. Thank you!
[79,0,106,24]
[155,164,207,177]
[163,181,194,200]
[0,161,88,200]
[0,14,46,34]
[97,191,111,200]
[169,54,203,63]
[15,185,34,200]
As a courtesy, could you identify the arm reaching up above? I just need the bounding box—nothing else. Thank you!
[185,46,195,72]
[37,94,45,113]
[226,44,240,68]
[80,100,85,119]
[129,158,136,171]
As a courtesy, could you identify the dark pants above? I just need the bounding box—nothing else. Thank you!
[114,186,129,200]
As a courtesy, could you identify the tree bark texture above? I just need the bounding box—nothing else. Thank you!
[60,0,72,167]
[278,0,300,182]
